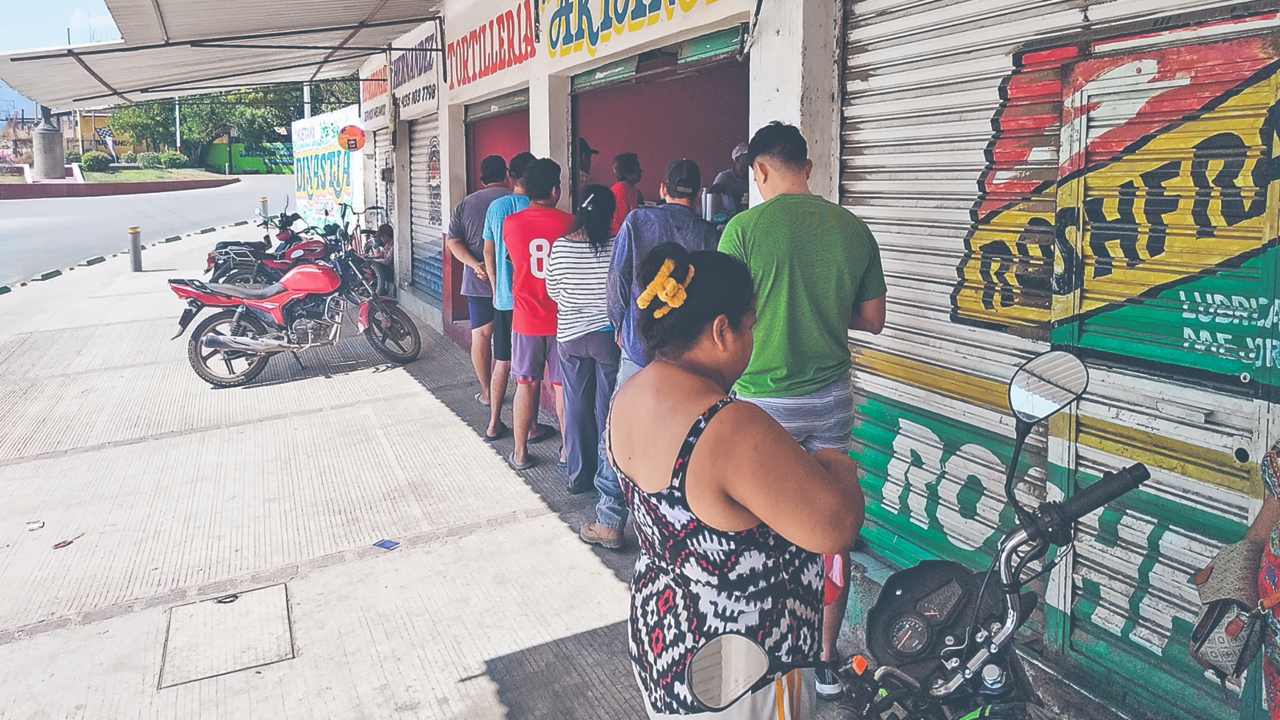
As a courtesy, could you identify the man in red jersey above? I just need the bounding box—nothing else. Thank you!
[503,158,576,471]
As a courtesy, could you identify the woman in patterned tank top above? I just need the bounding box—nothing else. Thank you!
[606,243,865,718]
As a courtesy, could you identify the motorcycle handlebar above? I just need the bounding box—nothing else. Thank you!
[1059,463,1149,523]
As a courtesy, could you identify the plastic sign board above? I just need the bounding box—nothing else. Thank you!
[359,56,391,130]
[292,105,364,229]
[391,22,441,120]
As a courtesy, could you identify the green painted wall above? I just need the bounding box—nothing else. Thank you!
[205,143,293,174]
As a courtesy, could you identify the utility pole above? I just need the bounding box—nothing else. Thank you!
[303,83,311,119]
[174,99,181,152]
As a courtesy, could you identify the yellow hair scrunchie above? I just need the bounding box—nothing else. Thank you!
[637,259,675,311]
[648,264,696,319]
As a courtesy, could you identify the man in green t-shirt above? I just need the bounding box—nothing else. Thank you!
[719,121,886,701]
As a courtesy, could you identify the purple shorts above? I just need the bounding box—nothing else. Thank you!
[512,331,562,384]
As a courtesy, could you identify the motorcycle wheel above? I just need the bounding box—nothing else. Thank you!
[187,310,272,388]
[223,268,269,287]
[364,303,421,363]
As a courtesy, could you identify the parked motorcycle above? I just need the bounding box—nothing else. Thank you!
[686,351,1151,720]
[169,241,421,388]
[206,209,323,284]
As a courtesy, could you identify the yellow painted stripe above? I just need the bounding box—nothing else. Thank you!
[851,346,1008,414]
[852,346,1257,496]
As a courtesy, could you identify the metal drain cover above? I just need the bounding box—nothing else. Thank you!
[160,584,294,688]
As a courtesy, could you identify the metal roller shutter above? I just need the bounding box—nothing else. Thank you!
[408,118,443,298]
[842,2,1277,717]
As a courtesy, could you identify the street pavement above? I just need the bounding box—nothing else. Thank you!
[0,225,1120,719]
[0,174,293,287]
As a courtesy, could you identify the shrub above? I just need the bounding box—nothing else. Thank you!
[65,150,82,164]
[159,151,188,169]
[120,151,137,163]
[80,151,111,172]
[138,151,162,169]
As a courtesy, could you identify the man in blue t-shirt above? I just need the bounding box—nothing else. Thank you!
[482,152,552,445]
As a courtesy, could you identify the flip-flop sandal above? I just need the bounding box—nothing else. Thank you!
[509,452,535,471]
[475,391,491,407]
[527,424,556,445]
[484,422,508,442]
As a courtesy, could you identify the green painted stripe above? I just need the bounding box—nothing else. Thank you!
[0,285,10,295]
[78,256,105,266]
[162,235,182,243]
[31,269,62,281]
[198,227,216,234]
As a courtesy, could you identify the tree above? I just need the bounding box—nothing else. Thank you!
[108,78,359,167]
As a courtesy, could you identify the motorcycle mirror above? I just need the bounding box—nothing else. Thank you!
[254,207,263,217]
[1008,351,1089,424]
[687,634,770,711]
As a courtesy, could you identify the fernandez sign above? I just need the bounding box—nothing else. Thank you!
[391,23,441,121]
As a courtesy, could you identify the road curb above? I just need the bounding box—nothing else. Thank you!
[79,256,106,267]
[31,269,63,281]
[232,220,249,227]
[0,285,10,295]
[161,235,182,243]
[197,227,216,234]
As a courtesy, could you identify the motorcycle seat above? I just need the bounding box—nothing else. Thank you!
[214,240,270,252]
[205,282,286,300]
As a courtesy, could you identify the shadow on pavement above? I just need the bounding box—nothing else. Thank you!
[484,621,647,719]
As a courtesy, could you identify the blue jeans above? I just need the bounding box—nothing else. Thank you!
[594,355,643,530]
[558,331,620,492]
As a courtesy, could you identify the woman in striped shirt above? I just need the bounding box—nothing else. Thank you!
[546,184,621,496]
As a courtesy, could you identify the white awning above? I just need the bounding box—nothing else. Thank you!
[0,0,443,110]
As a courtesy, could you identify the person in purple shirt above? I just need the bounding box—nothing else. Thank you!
[578,158,719,551]
[446,155,510,408]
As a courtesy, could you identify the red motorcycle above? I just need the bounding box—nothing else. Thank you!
[206,211,332,286]
[169,245,421,387]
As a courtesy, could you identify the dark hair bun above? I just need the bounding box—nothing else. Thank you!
[637,244,754,362]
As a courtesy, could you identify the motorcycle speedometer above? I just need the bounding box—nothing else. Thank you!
[889,614,931,659]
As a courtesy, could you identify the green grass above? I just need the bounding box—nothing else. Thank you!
[83,168,216,183]
[0,173,25,184]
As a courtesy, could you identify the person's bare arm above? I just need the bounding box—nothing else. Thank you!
[850,295,886,334]
[703,403,864,554]
[1246,494,1280,545]
[446,236,488,282]
[483,240,498,296]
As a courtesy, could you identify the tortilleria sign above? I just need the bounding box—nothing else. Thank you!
[446,0,537,90]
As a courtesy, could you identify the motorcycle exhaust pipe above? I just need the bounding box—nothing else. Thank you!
[200,334,294,354]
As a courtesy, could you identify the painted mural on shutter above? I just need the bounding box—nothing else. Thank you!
[409,119,444,297]
[843,3,1278,718]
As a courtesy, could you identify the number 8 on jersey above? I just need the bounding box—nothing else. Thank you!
[529,238,551,279]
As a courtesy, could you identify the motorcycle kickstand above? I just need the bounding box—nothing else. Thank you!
[290,351,305,369]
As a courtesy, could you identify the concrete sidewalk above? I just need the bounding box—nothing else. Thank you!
[0,227,639,719]
[0,226,1118,720]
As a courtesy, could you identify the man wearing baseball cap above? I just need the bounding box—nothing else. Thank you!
[709,141,751,213]
[577,158,719,550]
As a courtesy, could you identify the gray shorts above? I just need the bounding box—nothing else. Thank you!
[740,377,854,453]
[512,331,562,384]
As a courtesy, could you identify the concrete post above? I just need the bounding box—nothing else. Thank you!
[750,1,843,203]
[32,106,67,181]
[260,196,269,217]
[528,73,573,209]
[129,227,142,272]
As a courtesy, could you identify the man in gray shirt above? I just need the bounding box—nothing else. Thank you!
[446,155,511,407]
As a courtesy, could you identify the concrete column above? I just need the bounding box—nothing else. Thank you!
[750,1,843,203]
[32,106,67,181]
[528,73,573,210]
[393,119,415,291]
